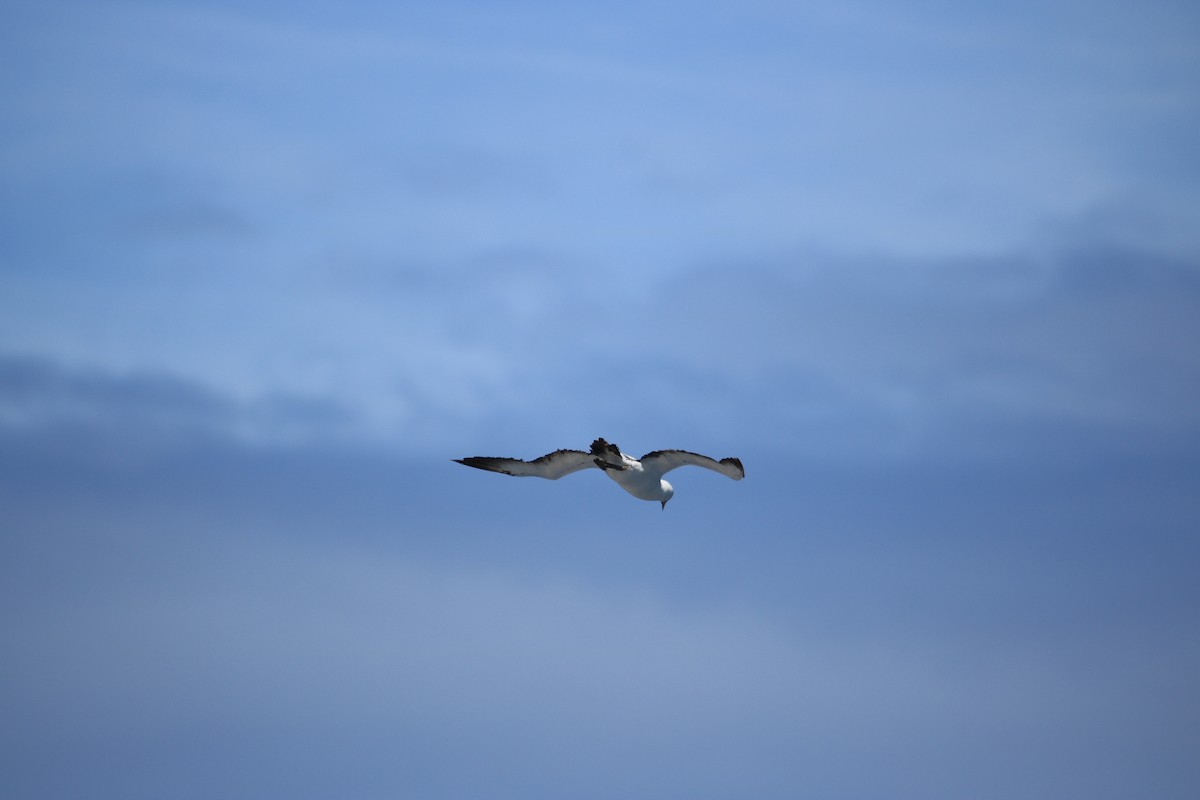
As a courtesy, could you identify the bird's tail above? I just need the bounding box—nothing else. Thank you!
[590,438,625,470]
[590,438,621,457]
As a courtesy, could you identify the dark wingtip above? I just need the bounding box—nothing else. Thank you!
[721,456,745,477]
[455,457,491,471]
[456,456,520,476]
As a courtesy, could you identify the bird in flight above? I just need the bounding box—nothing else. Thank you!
[454,438,744,509]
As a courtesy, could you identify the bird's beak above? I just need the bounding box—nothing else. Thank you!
[660,500,667,510]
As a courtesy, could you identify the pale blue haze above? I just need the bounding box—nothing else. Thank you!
[2,1,1199,798]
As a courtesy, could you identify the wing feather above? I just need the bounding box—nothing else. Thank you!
[454,449,596,479]
[639,450,745,480]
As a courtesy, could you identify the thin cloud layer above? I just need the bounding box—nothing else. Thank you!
[7,238,1196,461]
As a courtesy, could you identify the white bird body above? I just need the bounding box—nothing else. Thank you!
[454,438,744,508]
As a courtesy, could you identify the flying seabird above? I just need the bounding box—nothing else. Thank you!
[454,438,744,509]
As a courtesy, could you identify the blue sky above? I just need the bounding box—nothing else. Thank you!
[2,1,1199,798]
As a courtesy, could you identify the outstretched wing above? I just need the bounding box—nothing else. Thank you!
[639,450,745,480]
[454,449,596,479]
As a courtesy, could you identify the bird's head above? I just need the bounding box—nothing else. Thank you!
[659,480,674,510]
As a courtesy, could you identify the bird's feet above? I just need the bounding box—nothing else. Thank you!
[593,457,626,471]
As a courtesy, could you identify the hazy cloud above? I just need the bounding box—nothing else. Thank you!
[3,237,1196,460]
[0,354,353,448]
